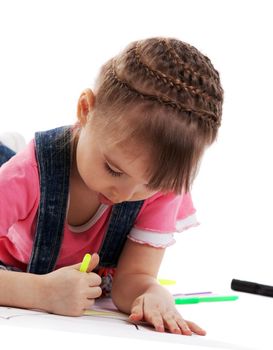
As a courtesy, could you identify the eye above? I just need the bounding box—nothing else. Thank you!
[104,162,123,177]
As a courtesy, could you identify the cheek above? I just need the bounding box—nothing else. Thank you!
[76,147,103,186]
[134,189,157,201]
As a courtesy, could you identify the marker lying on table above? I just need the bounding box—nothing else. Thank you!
[173,291,212,297]
[80,253,92,272]
[231,279,273,297]
[175,295,239,305]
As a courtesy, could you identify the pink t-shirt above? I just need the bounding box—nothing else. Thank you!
[0,140,198,271]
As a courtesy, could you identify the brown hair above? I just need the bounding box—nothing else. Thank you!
[92,37,223,194]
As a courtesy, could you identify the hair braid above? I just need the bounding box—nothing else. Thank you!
[132,42,221,104]
[93,37,224,193]
[162,39,220,84]
[109,61,220,129]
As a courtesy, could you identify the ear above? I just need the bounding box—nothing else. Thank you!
[77,88,95,126]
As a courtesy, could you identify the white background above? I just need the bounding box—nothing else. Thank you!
[1,0,272,294]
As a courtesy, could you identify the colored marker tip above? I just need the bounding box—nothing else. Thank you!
[158,278,176,285]
[80,253,92,273]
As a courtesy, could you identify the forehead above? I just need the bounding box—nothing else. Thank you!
[102,137,153,182]
[92,117,149,158]
[90,109,154,177]
[104,137,149,166]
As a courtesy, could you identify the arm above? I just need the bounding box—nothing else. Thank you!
[0,270,45,310]
[112,239,206,335]
[111,239,166,312]
[0,146,101,316]
[0,253,102,316]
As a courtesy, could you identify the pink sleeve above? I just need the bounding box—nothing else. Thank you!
[175,192,199,232]
[0,141,39,237]
[127,191,199,248]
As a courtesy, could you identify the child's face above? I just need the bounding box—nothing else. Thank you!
[75,120,158,204]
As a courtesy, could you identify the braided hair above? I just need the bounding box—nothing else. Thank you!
[92,37,224,194]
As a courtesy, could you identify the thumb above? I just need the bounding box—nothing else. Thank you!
[70,253,100,272]
[86,252,100,273]
[129,296,144,322]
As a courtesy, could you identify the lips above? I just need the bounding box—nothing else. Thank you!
[98,193,115,205]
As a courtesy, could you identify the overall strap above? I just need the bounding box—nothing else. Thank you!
[27,126,71,274]
[99,200,144,267]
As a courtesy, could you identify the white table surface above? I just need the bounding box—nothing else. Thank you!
[1,292,272,350]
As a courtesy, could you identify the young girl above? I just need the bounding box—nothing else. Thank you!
[0,37,223,336]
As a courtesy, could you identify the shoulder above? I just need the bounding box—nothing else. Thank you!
[135,190,197,232]
[0,140,40,230]
[127,191,198,248]
[0,139,39,199]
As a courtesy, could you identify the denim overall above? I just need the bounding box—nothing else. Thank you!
[0,126,144,293]
[0,142,16,166]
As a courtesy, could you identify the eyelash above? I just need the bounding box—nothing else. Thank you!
[104,162,123,177]
[104,162,155,191]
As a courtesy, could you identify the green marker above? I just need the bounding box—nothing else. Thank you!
[80,253,92,272]
[175,295,239,305]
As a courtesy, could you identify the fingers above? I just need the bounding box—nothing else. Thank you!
[164,314,206,336]
[69,253,100,272]
[83,296,98,312]
[87,286,102,299]
[129,296,144,322]
[84,286,102,311]
[147,312,165,332]
[173,315,193,335]
[141,309,173,333]
[85,298,95,309]
[130,298,165,332]
[87,272,101,287]
[138,304,206,336]
[185,320,207,336]
[86,253,99,272]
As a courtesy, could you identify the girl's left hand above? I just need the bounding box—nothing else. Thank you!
[128,293,206,336]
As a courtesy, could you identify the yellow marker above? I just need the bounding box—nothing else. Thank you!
[80,253,92,272]
[158,278,176,285]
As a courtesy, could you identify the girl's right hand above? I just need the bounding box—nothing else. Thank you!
[41,253,102,316]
